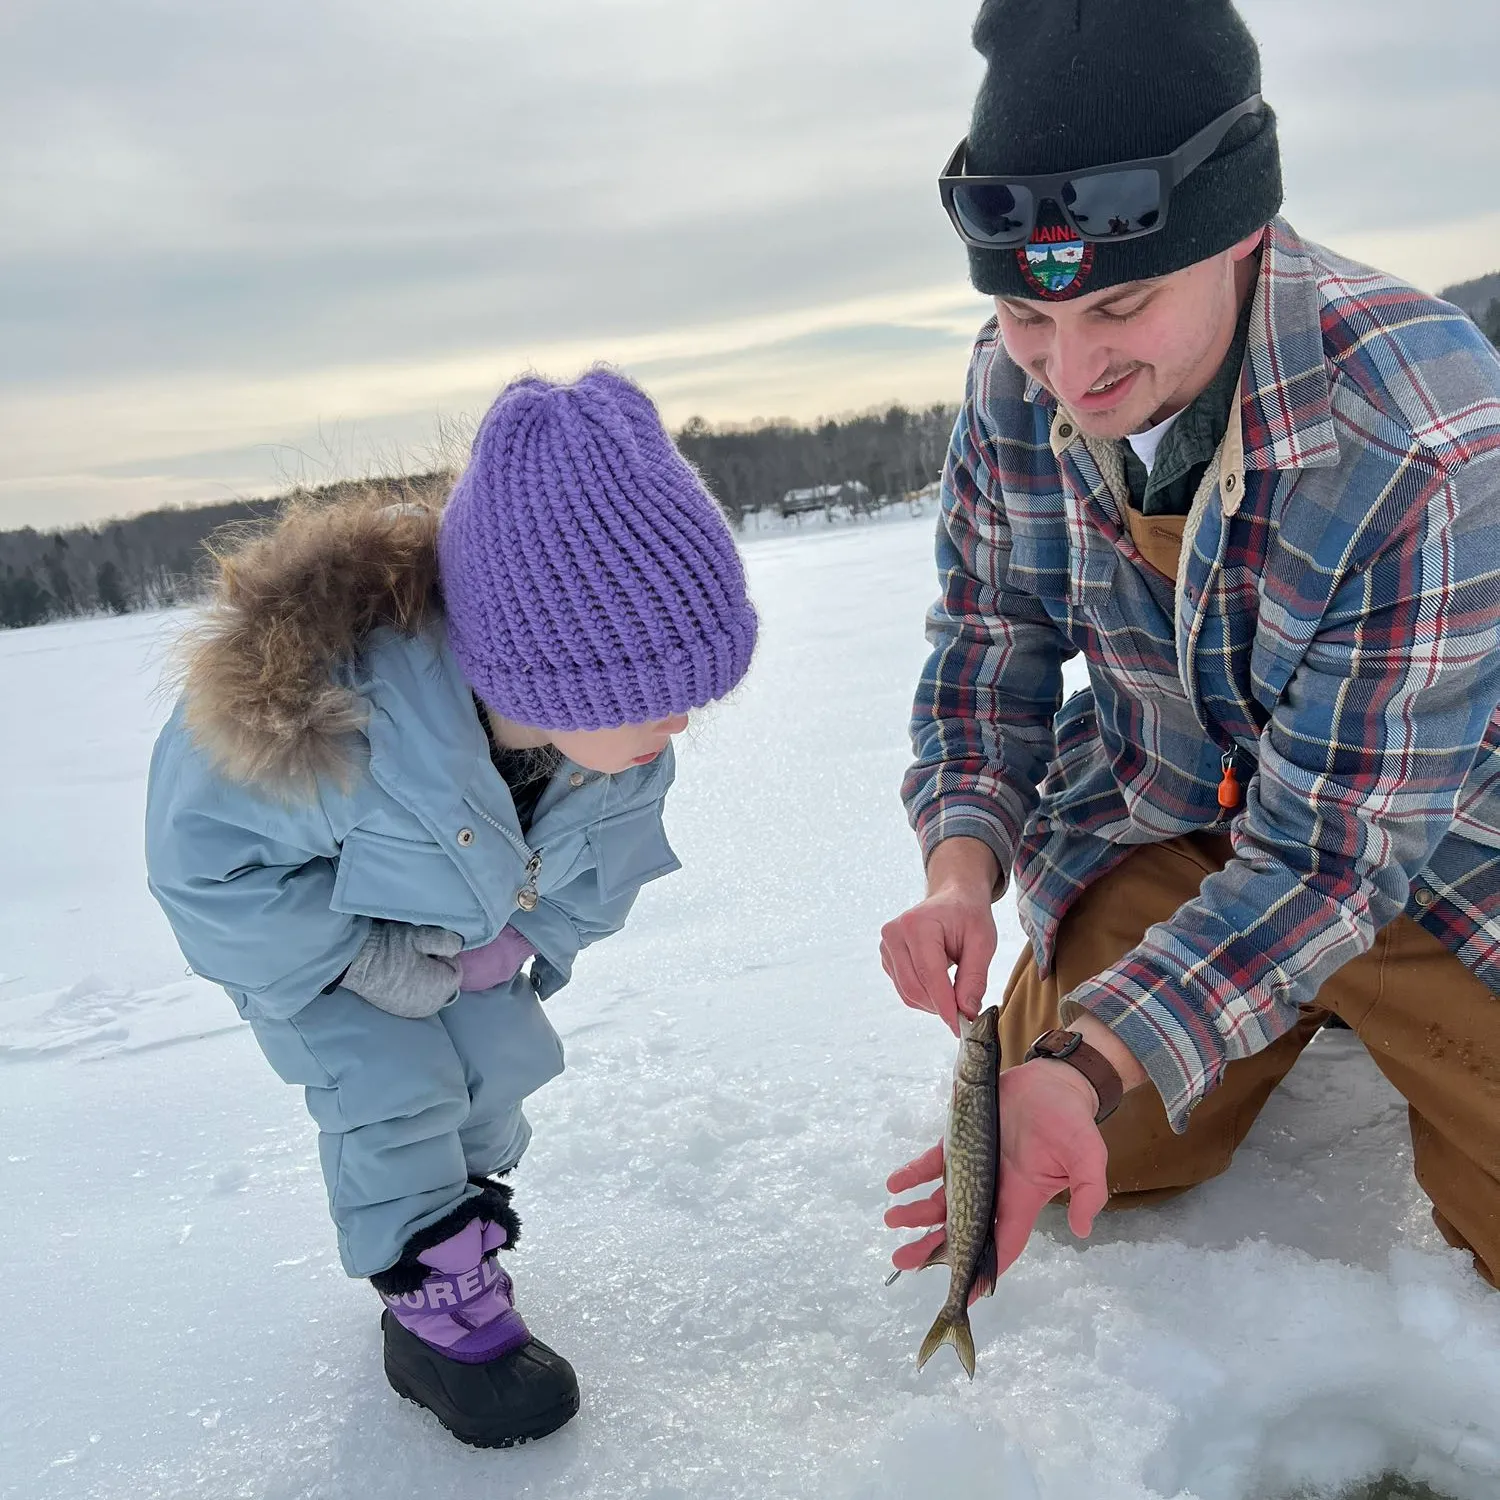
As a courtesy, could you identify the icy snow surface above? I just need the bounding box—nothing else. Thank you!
[5,515,1500,1500]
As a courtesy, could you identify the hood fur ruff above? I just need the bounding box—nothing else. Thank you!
[179,495,445,794]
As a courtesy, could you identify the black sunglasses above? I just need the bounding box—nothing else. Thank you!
[939,94,1263,249]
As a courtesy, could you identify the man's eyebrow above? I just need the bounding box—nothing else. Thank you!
[998,279,1165,318]
[1089,282,1163,311]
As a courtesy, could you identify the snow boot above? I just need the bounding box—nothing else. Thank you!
[370,1180,579,1448]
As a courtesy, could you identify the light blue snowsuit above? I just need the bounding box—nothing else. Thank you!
[145,621,679,1276]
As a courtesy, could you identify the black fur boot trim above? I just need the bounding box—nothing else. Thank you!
[369,1180,522,1298]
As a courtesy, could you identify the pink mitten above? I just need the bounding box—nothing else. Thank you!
[457,927,537,992]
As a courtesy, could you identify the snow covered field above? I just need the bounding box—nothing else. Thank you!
[5,514,1500,1500]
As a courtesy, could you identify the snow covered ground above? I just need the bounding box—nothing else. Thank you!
[5,514,1500,1500]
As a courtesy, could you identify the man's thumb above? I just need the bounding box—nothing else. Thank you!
[953,927,996,1016]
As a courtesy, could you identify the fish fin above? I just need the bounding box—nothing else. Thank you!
[916,1239,949,1272]
[916,1305,977,1380]
[969,1231,999,1302]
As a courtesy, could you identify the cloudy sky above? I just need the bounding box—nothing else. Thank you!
[3,0,1498,529]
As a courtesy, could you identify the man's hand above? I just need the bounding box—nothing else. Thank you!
[880,837,1000,1035]
[885,1057,1111,1287]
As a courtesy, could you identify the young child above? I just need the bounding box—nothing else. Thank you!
[144,370,758,1449]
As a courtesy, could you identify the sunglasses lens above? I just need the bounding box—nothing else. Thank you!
[951,181,1034,245]
[1061,169,1163,236]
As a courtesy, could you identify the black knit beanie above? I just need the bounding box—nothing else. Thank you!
[964,0,1282,300]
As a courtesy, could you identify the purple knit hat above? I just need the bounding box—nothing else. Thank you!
[437,369,758,729]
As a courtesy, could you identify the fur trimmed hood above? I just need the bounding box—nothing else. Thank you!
[179,495,445,793]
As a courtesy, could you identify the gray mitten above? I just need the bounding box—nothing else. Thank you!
[342,921,463,1018]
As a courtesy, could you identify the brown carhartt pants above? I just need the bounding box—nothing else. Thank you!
[999,831,1500,1286]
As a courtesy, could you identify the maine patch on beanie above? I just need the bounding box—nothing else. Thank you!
[964,0,1282,300]
[437,370,758,731]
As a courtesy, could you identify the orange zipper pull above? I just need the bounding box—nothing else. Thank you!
[1217,752,1242,811]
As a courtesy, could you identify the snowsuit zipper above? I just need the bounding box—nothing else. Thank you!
[469,803,545,912]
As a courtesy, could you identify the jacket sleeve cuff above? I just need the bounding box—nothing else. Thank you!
[1059,975,1225,1133]
[916,810,1015,898]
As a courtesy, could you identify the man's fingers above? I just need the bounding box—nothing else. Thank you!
[935,991,962,1036]
[911,944,961,1035]
[880,927,934,1016]
[878,941,906,1002]
[878,928,910,999]
[886,1141,945,1193]
[1067,1176,1110,1239]
[952,917,997,1018]
[884,1188,946,1230]
[894,938,960,1035]
[1064,1130,1111,1239]
[991,1172,1051,1282]
[886,1140,947,1273]
[891,1228,946,1273]
[881,908,995,1035]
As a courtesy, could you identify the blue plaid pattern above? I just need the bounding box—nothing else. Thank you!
[903,220,1500,1129]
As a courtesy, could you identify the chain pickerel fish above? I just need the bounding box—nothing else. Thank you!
[916,1004,1000,1378]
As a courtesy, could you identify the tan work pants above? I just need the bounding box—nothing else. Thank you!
[999,832,1500,1286]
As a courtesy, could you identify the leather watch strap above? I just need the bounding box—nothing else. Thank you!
[1024,1028,1125,1123]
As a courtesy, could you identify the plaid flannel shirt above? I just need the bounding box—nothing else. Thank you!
[903,219,1500,1130]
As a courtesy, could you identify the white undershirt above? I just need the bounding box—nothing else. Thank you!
[1125,409,1184,475]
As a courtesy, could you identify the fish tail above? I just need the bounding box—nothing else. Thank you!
[916,1301,976,1380]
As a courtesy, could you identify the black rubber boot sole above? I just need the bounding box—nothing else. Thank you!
[382,1310,580,1449]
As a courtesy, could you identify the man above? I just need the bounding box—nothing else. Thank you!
[881,0,1500,1289]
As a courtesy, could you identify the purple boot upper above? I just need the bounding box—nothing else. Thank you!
[378,1218,530,1365]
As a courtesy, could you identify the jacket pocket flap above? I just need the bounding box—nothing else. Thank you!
[586,806,681,903]
[330,827,488,933]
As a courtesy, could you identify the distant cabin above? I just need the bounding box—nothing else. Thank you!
[777,480,874,518]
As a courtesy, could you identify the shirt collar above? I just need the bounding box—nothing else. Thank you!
[1239,218,1340,472]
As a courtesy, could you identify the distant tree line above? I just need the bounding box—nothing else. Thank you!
[1438,272,1500,353]
[0,403,958,629]
[0,474,452,630]
[675,402,958,526]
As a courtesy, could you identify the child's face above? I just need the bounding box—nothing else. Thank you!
[550,714,690,775]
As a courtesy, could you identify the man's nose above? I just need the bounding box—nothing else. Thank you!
[658,713,690,735]
[1045,325,1110,404]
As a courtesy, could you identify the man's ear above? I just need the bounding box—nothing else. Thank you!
[1229,226,1267,263]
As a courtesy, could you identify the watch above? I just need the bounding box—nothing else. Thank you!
[1024,1028,1124,1123]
